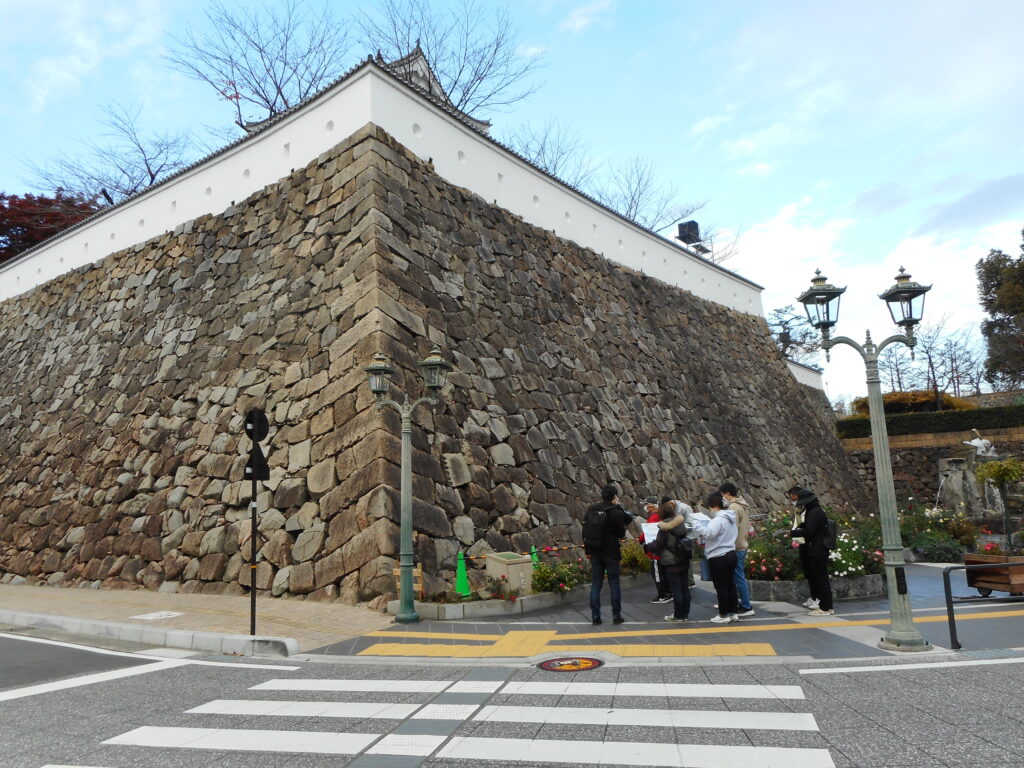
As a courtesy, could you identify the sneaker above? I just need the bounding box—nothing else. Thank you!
[808,608,835,616]
[709,614,732,624]
[738,609,756,617]
[802,598,819,609]
[728,613,740,622]
[612,617,625,625]
[665,615,689,622]
[713,603,718,608]
[592,618,602,625]
[650,595,673,604]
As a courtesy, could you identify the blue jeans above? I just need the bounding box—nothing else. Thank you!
[734,549,752,611]
[664,566,691,619]
[590,555,621,620]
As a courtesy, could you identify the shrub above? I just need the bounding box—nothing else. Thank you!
[851,390,975,415]
[620,539,651,576]
[836,404,1024,439]
[531,557,591,594]
[745,509,802,581]
[909,531,963,562]
[829,531,885,577]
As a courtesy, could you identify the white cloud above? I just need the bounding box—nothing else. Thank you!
[561,1,613,33]
[737,161,776,177]
[20,0,164,111]
[691,114,730,136]
[517,44,549,59]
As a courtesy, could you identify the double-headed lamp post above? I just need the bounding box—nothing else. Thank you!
[798,267,933,652]
[364,346,454,624]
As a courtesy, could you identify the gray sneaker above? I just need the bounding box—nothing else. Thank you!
[737,609,756,617]
[665,615,689,622]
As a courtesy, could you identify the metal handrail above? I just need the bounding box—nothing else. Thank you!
[941,561,1024,649]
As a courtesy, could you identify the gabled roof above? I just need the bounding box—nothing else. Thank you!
[377,45,491,134]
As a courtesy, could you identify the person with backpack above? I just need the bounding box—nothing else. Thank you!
[661,497,699,588]
[646,499,694,622]
[583,484,629,625]
[690,491,740,623]
[640,497,673,604]
[788,486,835,615]
[720,482,755,617]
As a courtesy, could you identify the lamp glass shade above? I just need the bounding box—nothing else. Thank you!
[879,267,930,329]
[418,346,454,392]
[797,270,846,331]
[364,352,395,395]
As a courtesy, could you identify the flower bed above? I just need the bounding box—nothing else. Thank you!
[747,574,884,602]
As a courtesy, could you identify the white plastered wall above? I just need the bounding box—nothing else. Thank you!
[1,66,762,320]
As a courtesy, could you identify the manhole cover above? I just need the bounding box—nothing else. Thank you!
[537,657,603,672]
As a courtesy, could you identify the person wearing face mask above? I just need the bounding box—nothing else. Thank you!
[788,485,834,615]
[720,482,755,617]
[690,491,739,623]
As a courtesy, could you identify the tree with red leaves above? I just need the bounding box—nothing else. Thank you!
[0,191,99,265]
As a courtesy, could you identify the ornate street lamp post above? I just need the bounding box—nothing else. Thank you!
[798,267,933,652]
[364,346,454,624]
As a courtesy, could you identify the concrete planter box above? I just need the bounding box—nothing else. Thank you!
[747,573,884,603]
[388,574,644,620]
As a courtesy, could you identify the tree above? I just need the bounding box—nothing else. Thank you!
[166,0,353,129]
[32,105,192,205]
[504,121,596,190]
[592,156,704,234]
[767,305,820,365]
[977,229,1024,389]
[0,191,99,264]
[360,0,543,117]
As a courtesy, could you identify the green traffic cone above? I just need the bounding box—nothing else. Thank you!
[455,551,471,597]
[530,545,540,564]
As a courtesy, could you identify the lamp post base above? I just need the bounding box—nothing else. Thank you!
[877,636,933,653]
[395,611,420,624]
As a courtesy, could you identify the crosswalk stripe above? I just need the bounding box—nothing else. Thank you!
[250,678,452,692]
[499,681,805,699]
[474,705,818,731]
[186,699,419,718]
[102,726,379,754]
[436,737,835,767]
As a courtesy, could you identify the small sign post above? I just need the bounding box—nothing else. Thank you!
[244,408,270,636]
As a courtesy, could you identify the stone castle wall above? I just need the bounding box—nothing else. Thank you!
[0,124,872,601]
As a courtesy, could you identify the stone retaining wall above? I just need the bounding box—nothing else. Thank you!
[0,124,871,601]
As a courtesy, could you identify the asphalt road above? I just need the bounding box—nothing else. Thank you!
[0,631,153,692]
[2,639,1024,767]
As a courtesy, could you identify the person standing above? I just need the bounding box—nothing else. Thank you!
[660,497,698,588]
[788,485,818,610]
[583,484,628,626]
[789,486,834,615]
[646,502,693,622]
[640,497,673,604]
[691,491,739,623]
[720,482,755,617]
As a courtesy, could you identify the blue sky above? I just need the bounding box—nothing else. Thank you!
[2,0,1023,401]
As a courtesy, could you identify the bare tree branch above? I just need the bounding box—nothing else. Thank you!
[767,304,821,365]
[592,156,704,233]
[503,121,597,190]
[361,0,544,116]
[30,104,192,205]
[165,0,353,127]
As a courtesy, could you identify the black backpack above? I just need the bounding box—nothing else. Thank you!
[582,504,609,553]
[821,516,838,550]
[668,529,693,559]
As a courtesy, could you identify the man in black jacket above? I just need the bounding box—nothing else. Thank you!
[584,484,628,625]
[789,486,834,615]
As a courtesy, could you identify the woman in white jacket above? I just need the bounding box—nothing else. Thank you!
[691,491,739,623]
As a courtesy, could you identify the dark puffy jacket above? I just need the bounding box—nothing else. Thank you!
[646,515,691,572]
[585,502,628,560]
[791,497,829,556]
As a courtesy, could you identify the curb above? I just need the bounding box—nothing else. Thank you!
[0,608,299,657]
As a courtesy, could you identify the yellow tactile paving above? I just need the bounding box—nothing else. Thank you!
[357,640,777,658]
[483,630,558,657]
[352,606,1024,660]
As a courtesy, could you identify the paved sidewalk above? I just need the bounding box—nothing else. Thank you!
[1,564,1021,661]
[0,582,392,655]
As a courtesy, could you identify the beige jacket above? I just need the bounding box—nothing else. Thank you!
[729,496,751,550]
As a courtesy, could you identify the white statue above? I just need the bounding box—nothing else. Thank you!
[964,429,996,457]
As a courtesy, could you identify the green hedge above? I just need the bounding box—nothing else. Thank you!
[837,404,1024,439]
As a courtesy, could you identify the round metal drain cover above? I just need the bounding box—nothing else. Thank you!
[537,657,603,672]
